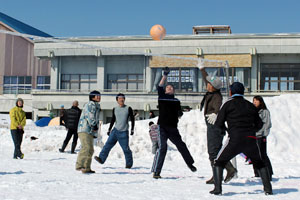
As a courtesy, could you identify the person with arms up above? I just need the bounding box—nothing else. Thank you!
[198,61,237,184]
[9,98,26,159]
[76,91,101,174]
[210,82,272,195]
[94,93,135,169]
[151,67,197,179]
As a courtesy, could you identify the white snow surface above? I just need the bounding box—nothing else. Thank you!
[1,94,300,199]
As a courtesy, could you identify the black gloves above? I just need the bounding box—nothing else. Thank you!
[163,66,170,76]
[92,125,98,131]
[130,130,134,135]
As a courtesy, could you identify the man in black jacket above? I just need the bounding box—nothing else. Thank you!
[210,82,273,195]
[59,100,82,154]
[151,67,197,179]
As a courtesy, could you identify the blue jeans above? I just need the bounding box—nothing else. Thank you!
[99,128,133,167]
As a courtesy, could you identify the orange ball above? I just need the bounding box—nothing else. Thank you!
[150,24,166,40]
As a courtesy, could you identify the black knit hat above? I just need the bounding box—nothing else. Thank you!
[230,82,245,95]
[116,93,125,101]
[89,90,101,101]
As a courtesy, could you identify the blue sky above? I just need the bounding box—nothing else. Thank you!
[1,0,300,37]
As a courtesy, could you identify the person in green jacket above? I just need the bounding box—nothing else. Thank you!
[9,98,26,159]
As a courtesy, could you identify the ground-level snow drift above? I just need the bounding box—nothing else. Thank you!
[1,94,300,199]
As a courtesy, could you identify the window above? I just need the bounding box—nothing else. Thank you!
[61,74,97,91]
[260,64,300,91]
[152,68,198,92]
[107,74,143,91]
[201,67,251,93]
[3,76,32,94]
[37,76,50,90]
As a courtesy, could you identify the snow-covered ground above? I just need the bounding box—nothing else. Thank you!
[1,94,300,199]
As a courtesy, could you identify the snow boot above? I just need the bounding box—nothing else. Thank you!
[71,142,77,154]
[210,166,223,195]
[258,167,273,195]
[59,143,67,153]
[224,161,237,183]
[153,172,162,179]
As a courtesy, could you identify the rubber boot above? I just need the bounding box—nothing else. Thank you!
[258,167,273,195]
[71,142,77,154]
[206,161,214,184]
[59,143,67,153]
[224,161,237,183]
[209,166,223,195]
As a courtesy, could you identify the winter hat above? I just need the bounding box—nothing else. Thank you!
[16,98,24,107]
[230,82,245,95]
[206,76,222,90]
[60,105,64,108]
[89,90,101,101]
[116,93,125,101]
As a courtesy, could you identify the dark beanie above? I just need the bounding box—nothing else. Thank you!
[89,90,101,101]
[116,93,125,101]
[230,82,245,95]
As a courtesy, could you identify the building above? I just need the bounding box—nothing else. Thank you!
[32,31,300,123]
[1,14,299,122]
[0,12,52,118]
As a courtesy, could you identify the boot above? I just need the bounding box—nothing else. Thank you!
[71,142,77,154]
[224,161,237,183]
[153,172,162,179]
[258,167,273,195]
[206,176,214,184]
[59,143,67,153]
[209,166,223,195]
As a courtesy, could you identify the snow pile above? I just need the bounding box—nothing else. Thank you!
[0,93,299,163]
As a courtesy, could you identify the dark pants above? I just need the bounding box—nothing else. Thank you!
[99,128,133,167]
[11,129,24,158]
[206,120,225,162]
[63,128,78,147]
[152,125,194,173]
[215,135,265,170]
[253,137,273,176]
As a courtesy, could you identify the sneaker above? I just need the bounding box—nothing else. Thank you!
[18,153,24,159]
[59,149,64,153]
[188,164,197,172]
[76,167,84,171]
[94,156,104,164]
[153,172,161,179]
[81,169,96,174]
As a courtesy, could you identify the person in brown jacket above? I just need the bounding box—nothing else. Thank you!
[198,61,237,184]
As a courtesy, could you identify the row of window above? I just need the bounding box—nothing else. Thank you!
[3,64,300,94]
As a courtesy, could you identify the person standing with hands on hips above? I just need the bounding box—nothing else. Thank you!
[198,60,237,184]
[94,93,135,169]
[151,67,197,179]
[76,91,101,174]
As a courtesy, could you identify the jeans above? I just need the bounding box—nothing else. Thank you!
[99,128,133,167]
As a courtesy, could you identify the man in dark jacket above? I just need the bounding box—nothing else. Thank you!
[151,67,197,179]
[59,100,81,154]
[210,82,272,195]
[199,64,237,184]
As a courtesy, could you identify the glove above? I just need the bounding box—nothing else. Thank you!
[92,125,98,131]
[130,130,134,135]
[205,113,217,125]
[107,130,111,136]
[163,66,170,76]
[197,59,205,70]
